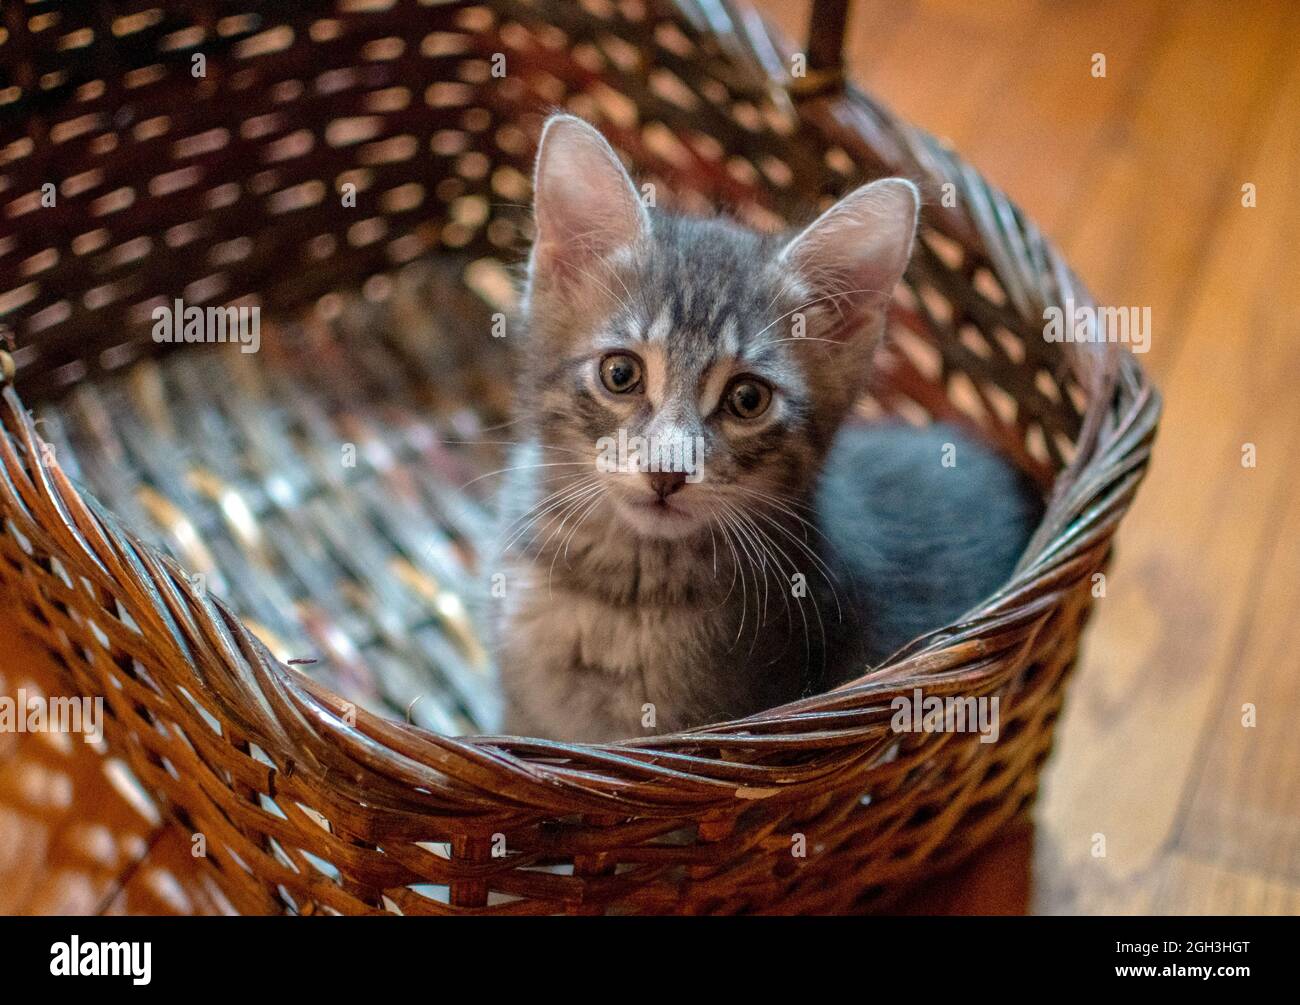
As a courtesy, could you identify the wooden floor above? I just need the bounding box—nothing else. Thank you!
[3,0,1299,914]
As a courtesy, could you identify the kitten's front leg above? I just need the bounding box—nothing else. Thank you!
[496,575,644,743]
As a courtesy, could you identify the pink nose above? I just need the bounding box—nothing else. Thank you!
[649,470,687,500]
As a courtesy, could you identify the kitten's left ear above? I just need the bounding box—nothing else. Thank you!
[778,178,919,323]
[530,114,650,287]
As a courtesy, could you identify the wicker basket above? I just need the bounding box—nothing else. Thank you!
[0,0,1159,914]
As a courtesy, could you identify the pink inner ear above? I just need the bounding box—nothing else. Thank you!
[532,116,649,283]
[780,178,919,313]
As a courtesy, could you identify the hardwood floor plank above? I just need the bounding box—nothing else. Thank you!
[1173,403,1300,880]
[0,652,156,914]
[1036,47,1300,912]
[925,0,1176,240]
[1060,0,1300,374]
[1153,854,1300,914]
[101,825,237,916]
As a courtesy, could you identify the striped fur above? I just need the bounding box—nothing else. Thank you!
[492,115,1036,742]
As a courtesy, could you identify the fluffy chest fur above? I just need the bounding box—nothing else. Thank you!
[494,455,820,741]
[492,421,1041,743]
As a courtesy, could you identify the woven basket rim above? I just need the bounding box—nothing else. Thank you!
[0,0,1161,820]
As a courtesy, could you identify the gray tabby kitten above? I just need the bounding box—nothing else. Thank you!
[494,115,1039,742]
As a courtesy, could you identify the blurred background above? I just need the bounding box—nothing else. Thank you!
[2,0,1297,914]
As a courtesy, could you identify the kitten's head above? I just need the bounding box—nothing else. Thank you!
[520,114,918,541]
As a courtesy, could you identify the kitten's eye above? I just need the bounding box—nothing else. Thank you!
[600,353,643,394]
[724,377,772,419]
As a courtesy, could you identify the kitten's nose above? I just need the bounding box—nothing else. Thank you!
[649,470,687,500]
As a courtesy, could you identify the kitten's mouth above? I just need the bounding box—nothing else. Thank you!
[613,493,704,539]
[632,496,687,517]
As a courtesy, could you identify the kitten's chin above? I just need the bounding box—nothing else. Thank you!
[610,496,708,541]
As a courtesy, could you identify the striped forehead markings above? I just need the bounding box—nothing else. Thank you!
[642,343,667,407]
[636,300,745,350]
[643,303,672,343]
[717,314,740,356]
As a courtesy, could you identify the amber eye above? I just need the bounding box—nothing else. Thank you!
[725,377,772,419]
[600,353,643,394]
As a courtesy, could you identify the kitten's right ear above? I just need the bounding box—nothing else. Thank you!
[778,177,919,327]
[530,114,649,287]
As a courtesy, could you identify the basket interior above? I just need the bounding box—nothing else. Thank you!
[28,260,514,733]
[1,0,1092,737]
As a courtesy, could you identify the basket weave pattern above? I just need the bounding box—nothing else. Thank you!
[0,0,1158,913]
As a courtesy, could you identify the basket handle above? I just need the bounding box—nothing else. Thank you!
[796,0,852,97]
